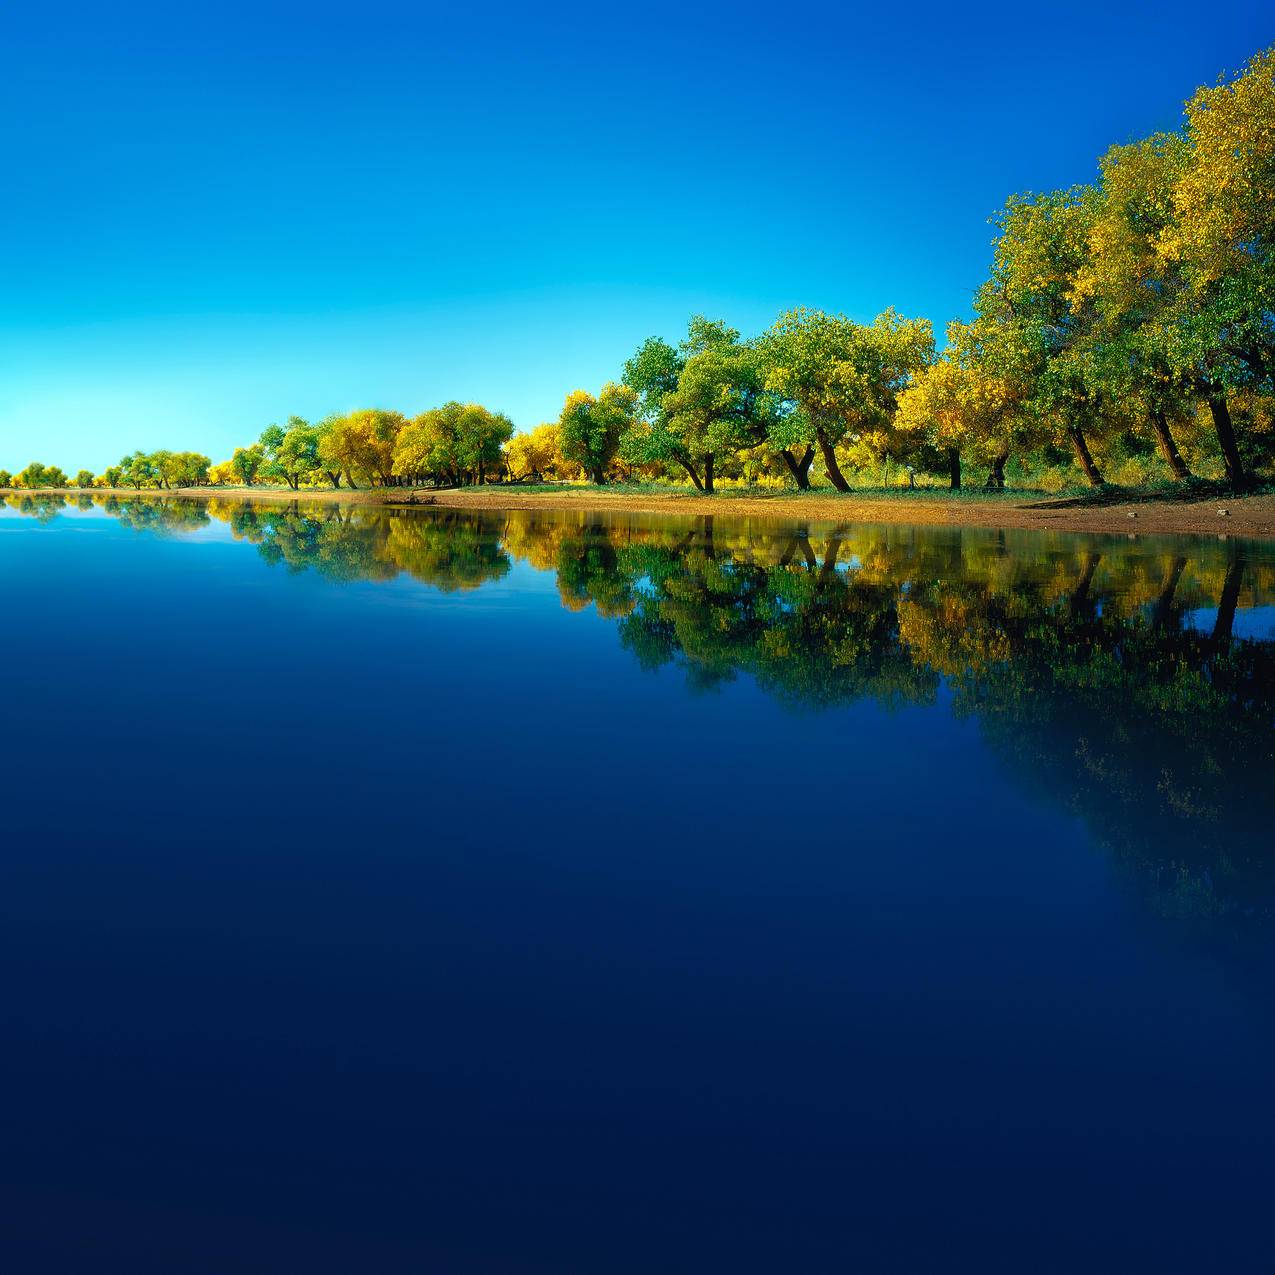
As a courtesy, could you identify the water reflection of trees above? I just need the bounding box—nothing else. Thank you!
[21,494,1275,936]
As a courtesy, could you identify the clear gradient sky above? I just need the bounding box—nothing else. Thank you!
[2,1,1271,471]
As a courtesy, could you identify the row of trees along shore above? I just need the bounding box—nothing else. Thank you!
[3,49,1272,496]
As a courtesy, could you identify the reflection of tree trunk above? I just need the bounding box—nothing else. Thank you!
[704,453,714,495]
[819,538,843,585]
[817,431,850,492]
[700,515,716,558]
[1150,408,1191,481]
[1152,556,1188,628]
[1207,394,1246,486]
[1070,552,1102,614]
[1212,559,1244,643]
[1068,426,1104,486]
[984,451,1009,489]
[779,446,814,489]
[948,449,961,490]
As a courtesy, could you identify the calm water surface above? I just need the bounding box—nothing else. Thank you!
[2,493,1274,1272]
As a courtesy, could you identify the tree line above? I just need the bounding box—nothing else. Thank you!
[3,48,1271,495]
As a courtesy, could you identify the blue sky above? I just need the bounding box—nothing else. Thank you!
[1,1,1271,470]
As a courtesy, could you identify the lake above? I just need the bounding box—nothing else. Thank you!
[2,492,1274,1272]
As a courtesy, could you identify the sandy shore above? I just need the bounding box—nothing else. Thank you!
[8,484,1275,538]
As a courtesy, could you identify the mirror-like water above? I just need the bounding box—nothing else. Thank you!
[3,494,1274,1272]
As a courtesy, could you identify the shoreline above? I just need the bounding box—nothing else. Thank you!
[6,483,1275,538]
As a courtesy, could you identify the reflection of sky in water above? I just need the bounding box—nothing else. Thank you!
[1185,604,1275,640]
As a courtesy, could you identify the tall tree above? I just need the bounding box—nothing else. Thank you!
[1157,47,1275,482]
[622,319,777,492]
[977,189,1113,487]
[762,308,934,491]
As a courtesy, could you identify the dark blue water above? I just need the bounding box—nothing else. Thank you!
[3,494,1274,1272]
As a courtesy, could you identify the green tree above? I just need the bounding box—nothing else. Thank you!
[259,423,287,458]
[315,414,348,488]
[73,469,95,488]
[15,462,69,488]
[173,451,212,487]
[762,308,934,491]
[231,444,264,486]
[149,449,176,489]
[895,319,1033,488]
[558,383,638,484]
[976,188,1112,487]
[1156,47,1275,482]
[119,452,159,489]
[397,403,515,485]
[622,318,778,492]
[318,409,404,486]
[263,420,321,490]
[1073,135,1198,482]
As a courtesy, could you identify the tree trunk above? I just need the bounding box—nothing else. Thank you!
[703,453,714,495]
[817,431,850,492]
[1150,407,1191,482]
[984,450,1009,489]
[675,456,704,491]
[779,446,814,489]
[590,467,606,485]
[478,460,485,486]
[819,537,843,585]
[948,448,961,490]
[1068,426,1104,486]
[699,514,716,557]
[1207,394,1246,486]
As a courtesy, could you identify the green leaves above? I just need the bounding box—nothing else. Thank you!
[558,384,638,484]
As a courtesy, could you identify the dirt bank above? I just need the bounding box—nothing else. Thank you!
[8,484,1275,538]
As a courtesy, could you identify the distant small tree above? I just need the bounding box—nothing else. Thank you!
[101,465,123,489]
[394,404,514,487]
[150,449,176,488]
[315,415,347,488]
[73,469,95,488]
[0,469,11,488]
[507,423,571,481]
[172,452,211,487]
[15,462,69,488]
[322,410,404,487]
[231,444,265,486]
[119,451,159,489]
[272,421,322,489]
[558,384,638,484]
